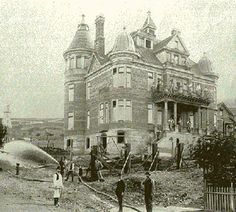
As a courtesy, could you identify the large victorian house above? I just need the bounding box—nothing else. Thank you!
[63,12,218,155]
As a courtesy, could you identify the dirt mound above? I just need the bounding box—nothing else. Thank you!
[90,168,204,208]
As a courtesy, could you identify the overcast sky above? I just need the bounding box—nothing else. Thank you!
[0,0,235,118]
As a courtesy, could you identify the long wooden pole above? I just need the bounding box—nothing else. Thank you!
[121,152,131,175]
[148,151,159,171]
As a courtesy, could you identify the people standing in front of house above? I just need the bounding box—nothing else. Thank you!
[65,160,75,182]
[95,159,104,182]
[187,118,191,133]
[175,139,184,169]
[143,172,155,212]
[59,157,65,177]
[115,173,125,212]
[178,117,182,132]
[78,165,83,183]
[53,166,64,207]
[168,116,174,131]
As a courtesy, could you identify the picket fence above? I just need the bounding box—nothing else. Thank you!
[204,180,236,212]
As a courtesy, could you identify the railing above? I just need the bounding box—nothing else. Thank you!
[204,180,236,212]
[151,86,213,105]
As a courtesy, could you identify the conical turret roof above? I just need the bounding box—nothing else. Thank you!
[66,15,94,52]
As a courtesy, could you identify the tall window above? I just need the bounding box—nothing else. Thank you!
[87,82,91,99]
[105,102,109,123]
[214,113,217,127]
[70,56,76,69]
[148,72,154,90]
[117,131,125,143]
[118,100,125,121]
[174,54,179,64]
[126,100,132,121]
[99,103,104,124]
[76,56,85,69]
[68,84,74,102]
[113,68,118,87]
[87,110,90,129]
[146,39,151,48]
[68,112,74,130]
[112,100,118,122]
[148,104,153,124]
[113,66,132,88]
[117,67,125,87]
[112,100,132,122]
[86,137,90,149]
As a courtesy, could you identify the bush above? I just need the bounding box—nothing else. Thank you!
[191,132,236,183]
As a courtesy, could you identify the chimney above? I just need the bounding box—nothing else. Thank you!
[171,29,180,36]
[95,15,105,57]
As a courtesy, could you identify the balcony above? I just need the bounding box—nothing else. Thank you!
[151,85,213,106]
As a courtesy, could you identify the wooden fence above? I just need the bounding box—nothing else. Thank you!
[204,180,236,212]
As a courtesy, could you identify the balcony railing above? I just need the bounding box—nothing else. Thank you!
[151,85,213,105]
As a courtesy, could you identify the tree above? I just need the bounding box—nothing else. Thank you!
[192,132,236,183]
[0,122,7,148]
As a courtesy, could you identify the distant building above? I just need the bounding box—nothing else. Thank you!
[218,102,236,136]
[63,12,219,154]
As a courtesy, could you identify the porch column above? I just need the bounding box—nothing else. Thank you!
[206,108,209,135]
[164,101,168,131]
[174,102,177,131]
[198,107,202,134]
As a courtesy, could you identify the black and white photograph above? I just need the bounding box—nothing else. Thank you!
[0,0,235,211]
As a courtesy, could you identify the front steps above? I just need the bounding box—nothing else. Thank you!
[158,131,199,158]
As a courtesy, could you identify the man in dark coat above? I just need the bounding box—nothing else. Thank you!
[59,157,65,177]
[115,174,125,212]
[143,172,154,212]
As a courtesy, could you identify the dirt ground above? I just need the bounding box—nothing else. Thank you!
[0,166,204,212]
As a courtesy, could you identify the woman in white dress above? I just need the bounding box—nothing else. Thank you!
[53,166,63,207]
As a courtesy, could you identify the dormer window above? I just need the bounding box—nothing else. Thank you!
[146,39,152,49]
[174,54,179,64]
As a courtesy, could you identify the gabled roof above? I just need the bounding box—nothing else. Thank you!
[217,102,234,117]
[87,52,110,73]
[153,35,174,52]
[135,45,162,66]
[153,33,190,55]
[229,108,236,116]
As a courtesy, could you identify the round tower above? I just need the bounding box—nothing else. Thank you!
[63,15,94,153]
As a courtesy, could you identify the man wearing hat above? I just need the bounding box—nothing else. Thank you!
[142,171,154,212]
[115,173,125,212]
[53,166,64,207]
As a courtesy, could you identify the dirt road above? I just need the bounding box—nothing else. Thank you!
[0,170,114,211]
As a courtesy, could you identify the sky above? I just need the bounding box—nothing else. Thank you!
[0,0,235,118]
